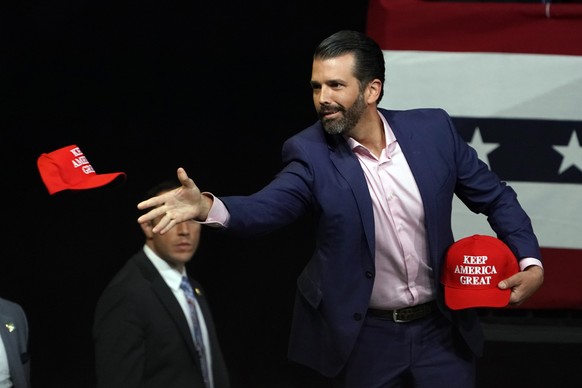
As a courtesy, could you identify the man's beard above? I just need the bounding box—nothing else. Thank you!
[319,93,366,135]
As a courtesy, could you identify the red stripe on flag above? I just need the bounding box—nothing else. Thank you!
[366,0,582,309]
[515,248,582,309]
[366,0,582,55]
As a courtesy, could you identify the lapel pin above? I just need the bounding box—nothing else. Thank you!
[194,288,203,296]
[5,323,15,333]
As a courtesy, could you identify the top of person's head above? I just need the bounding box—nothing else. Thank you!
[139,180,180,215]
[314,30,385,102]
[143,180,180,200]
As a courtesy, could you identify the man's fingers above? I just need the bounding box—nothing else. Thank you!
[177,167,195,189]
[137,168,196,230]
[137,205,165,224]
[137,196,162,211]
[498,272,520,290]
[152,217,171,234]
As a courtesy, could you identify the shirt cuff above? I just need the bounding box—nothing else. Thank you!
[519,257,543,272]
[198,192,229,227]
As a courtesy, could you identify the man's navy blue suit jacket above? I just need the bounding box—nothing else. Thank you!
[220,107,541,377]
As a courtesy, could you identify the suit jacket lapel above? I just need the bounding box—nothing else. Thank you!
[328,134,376,260]
[384,110,439,268]
[0,309,24,387]
[133,253,199,360]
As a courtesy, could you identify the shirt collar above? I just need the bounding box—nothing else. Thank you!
[345,110,397,155]
[143,244,186,291]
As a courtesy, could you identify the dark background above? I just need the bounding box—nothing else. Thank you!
[2,1,368,386]
[3,1,582,387]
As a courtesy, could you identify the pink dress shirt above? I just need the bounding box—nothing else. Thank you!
[346,114,433,309]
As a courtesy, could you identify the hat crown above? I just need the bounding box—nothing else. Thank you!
[54,146,97,184]
[37,144,125,195]
[441,234,519,310]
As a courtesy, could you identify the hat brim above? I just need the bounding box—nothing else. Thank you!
[47,172,126,195]
[65,172,126,191]
[444,286,511,310]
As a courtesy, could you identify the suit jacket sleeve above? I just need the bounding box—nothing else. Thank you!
[93,282,148,387]
[0,298,30,388]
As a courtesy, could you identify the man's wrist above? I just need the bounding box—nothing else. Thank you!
[195,192,214,222]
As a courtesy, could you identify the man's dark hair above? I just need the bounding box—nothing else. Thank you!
[313,30,385,102]
[139,180,180,216]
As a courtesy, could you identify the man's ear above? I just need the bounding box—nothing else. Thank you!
[367,79,382,103]
[140,220,155,239]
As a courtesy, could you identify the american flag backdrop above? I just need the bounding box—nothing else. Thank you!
[366,0,582,308]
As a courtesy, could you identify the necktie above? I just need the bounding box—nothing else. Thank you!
[180,276,210,387]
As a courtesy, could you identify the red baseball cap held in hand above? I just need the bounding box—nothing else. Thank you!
[37,144,126,195]
[441,234,519,310]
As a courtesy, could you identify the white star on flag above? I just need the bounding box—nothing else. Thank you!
[468,127,499,168]
[553,130,582,174]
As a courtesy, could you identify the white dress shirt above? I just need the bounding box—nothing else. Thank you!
[0,334,11,388]
[143,244,214,388]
